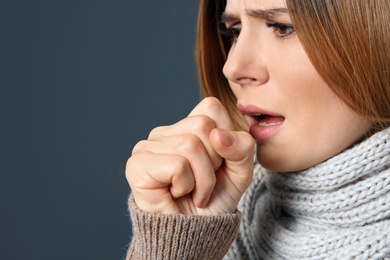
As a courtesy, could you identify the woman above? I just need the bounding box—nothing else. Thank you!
[126,0,390,259]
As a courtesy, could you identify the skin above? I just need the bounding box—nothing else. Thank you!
[127,97,255,215]
[126,0,370,215]
[223,0,371,172]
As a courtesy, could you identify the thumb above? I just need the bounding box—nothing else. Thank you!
[210,128,255,185]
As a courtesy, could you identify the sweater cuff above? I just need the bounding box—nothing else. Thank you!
[126,194,241,260]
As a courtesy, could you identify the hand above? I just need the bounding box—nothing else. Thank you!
[126,97,255,215]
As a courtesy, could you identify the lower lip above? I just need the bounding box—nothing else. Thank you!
[249,121,284,141]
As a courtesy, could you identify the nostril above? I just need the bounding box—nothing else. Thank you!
[236,77,262,87]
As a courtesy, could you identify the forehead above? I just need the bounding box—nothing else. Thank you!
[225,0,287,13]
[223,0,289,22]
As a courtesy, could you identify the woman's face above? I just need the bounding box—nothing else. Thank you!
[222,0,370,172]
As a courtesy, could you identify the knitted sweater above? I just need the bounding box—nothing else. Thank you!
[126,128,390,259]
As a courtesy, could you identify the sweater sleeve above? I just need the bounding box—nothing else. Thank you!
[125,194,241,260]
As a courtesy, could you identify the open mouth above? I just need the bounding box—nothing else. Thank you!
[254,114,285,127]
[237,104,286,138]
[238,104,285,140]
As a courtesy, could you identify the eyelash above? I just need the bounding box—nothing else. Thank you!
[266,22,295,38]
[219,25,240,44]
[219,22,295,44]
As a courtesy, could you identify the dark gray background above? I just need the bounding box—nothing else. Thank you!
[1,1,200,259]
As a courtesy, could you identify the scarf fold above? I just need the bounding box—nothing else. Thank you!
[226,128,390,260]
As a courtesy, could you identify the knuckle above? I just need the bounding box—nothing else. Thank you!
[201,97,225,115]
[202,97,223,108]
[148,125,166,139]
[178,134,204,154]
[131,140,148,154]
[172,186,192,198]
[125,154,141,183]
[169,155,190,175]
[191,115,215,133]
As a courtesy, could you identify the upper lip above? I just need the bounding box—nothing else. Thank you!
[237,103,282,117]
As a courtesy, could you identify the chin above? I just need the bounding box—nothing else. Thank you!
[256,151,316,173]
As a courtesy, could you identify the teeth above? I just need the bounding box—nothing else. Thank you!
[259,121,282,127]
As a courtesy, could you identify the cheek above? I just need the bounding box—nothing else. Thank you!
[278,51,332,120]
[229,81,241,98]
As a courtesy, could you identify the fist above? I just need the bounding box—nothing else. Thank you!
[126,97,255,215]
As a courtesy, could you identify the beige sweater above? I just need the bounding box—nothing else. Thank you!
[126,195,240,260]
[126,128,390,259]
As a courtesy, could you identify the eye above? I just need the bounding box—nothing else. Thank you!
[266,22,295,38]
[219,23,241,44]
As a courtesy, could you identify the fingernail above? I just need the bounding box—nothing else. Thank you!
[220,130,234,147]
[200,195,211,208]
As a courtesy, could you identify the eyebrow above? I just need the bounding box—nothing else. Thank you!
[221,8,289,24]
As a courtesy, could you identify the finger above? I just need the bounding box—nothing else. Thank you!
[148,98,231,140]
[148,115,215,140]
[131,135,217,207]
[146,98,232,171]
[126,152,194,213]
[188,97,234,131]
[146,115,222,170]
[210,128,255,191]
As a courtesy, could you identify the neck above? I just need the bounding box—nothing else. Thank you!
[265,127,390,228]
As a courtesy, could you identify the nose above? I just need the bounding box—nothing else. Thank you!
[222,33,269,86]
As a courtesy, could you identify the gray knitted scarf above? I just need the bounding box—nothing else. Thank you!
[226,128,390,260]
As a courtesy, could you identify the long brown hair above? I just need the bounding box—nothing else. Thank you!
[196,0,390,132]
[196,0,247,131]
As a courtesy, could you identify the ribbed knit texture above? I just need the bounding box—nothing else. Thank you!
[126,195,241,260]
[226,128,390,260]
